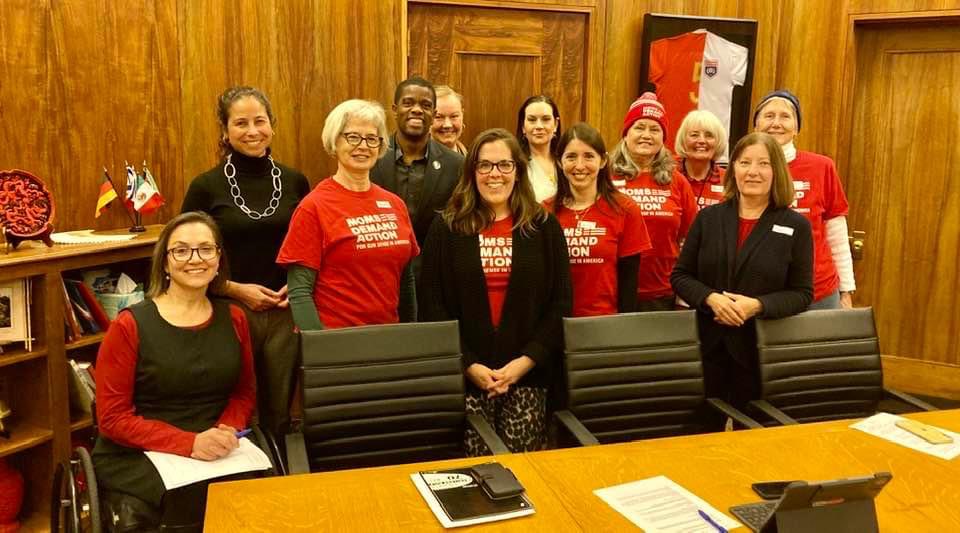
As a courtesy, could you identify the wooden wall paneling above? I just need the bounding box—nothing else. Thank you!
[409,4,588,146]
[46,0,183,233]
[460,54,540,138]
[180,0,404,185]
[737,0,784,113]
[770,0,849,158]
[0,0,52,195]
[846,23,960,384]
[849,0,960,14]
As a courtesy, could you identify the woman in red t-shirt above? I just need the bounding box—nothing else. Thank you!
[419,128,570,454]
[675,109,728,211]
[93,212,257,529]
[545,122,651,317]
[753,89,855,309]
[610,92,698,311]
[277,99,419,330]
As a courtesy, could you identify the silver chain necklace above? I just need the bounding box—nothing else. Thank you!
[224,153,283,220]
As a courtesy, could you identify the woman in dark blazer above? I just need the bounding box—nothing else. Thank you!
[671,132,813,409]
[419,128,571,455]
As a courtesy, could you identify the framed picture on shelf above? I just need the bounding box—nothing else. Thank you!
[0,279,29,347]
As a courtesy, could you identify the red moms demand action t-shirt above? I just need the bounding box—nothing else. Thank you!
[679,159,726,210]
[276,178,419,328]
[546,194,652,317]
[788,151,850,301]
[615,170,698,300]
[479,216,513,327]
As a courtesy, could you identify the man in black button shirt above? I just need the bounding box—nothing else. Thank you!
[372,77,464,268]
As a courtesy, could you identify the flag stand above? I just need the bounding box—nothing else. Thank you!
[128,210,146,233]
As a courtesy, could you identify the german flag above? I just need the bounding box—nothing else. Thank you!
[95,169,119,218]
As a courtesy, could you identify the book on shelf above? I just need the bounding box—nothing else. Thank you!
[66,278,111,331]
[0,277,33,351]
[64,280,101,335]
[410,464,535,528]
[61,279,82,342]
[68,359,96,415]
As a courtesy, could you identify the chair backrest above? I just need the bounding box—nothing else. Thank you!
[756,308,883,423]
[563,311,706,443]
[299,320,465,471]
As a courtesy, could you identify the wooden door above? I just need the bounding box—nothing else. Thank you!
[407,3,588,148]
[845,21,960,398]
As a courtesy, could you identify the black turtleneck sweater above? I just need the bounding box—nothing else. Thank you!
[181,151,311,291]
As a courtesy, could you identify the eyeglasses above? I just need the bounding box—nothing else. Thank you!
[476,160,516,175]
[167,245,220,262]
[341,133,383,148]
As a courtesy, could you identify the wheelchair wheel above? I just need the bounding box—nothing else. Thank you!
[74,447,101,532]
[50,447,101,533]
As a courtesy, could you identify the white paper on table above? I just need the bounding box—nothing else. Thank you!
[593,475,742,533]
[144,437,272,490]
[851,412,960,460]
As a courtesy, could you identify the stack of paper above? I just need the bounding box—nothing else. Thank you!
[851,413,960,460]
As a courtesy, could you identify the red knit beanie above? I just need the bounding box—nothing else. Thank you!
[621,92,668,140]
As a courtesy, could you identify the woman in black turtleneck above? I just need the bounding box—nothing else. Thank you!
[181,86,310,437]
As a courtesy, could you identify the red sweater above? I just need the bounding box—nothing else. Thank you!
[95,304,256,457]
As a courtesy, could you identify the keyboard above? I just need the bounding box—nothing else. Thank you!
[729,501,778,532]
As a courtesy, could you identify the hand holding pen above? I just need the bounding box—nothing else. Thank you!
[190,424,241,461]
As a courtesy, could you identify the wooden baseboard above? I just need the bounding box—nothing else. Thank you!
[882,355,960,400]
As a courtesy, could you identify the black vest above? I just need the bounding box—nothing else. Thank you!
[92,299,242,505]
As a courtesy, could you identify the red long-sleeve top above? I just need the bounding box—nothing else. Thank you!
[95,304,256,457]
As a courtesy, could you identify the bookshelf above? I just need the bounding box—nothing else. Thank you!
[0,225,161,529]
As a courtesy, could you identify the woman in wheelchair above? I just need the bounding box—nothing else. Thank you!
[92,211,257,532]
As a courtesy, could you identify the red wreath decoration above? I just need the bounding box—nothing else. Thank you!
[0,169,56,248]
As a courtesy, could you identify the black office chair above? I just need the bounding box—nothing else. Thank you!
[52,405,281,533]
[286,320,509,474]
[555,311,760,446]
[749,307,937,425]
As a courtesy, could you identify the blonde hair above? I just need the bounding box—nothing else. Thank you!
[442,128,546,236]
[610,139,675,185]
[723,132,795,209]
[674,110,728,160]
[434,85,464,107]
[321,99,390,158]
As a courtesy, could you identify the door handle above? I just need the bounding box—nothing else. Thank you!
[850,230,866,260]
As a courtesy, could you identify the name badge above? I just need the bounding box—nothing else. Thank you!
[578,220,596,229]
[612,179,626,188]
[376,200,391,209]
[772,224,795,236]
[710,185,724,193]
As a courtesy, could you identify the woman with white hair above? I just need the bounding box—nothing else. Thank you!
[277,99,419,330]
[753,89,855,309]
[675,109,728,211]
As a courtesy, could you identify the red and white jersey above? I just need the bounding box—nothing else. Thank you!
[649,29,748,161]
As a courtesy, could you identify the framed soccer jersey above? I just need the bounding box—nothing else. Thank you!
[638,14,758,162]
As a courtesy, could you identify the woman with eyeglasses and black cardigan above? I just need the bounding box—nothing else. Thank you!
[277,99,418,331]
[181,86,310,437]
[419,128,571,455]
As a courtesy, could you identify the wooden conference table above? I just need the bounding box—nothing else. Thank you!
[204,410,960,532]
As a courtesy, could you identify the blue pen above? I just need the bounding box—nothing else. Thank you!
[698,509,728,533]
[235,428,252,439]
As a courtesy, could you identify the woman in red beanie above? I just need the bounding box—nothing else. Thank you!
[610,92,698,311]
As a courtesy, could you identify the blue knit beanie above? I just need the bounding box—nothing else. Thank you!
[753,90,801,132]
